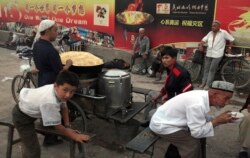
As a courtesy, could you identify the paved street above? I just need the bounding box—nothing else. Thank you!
[0,47,249,158]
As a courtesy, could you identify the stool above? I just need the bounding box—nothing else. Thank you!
[0,117,85,158]
[0,117,21,158]
[132,87,151,102]
[126,127,159,158]
[126,127,207,158]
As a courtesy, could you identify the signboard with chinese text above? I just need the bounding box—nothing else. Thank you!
[0,0,115,35]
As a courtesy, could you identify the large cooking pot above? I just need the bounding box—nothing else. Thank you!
[97,69,132,109]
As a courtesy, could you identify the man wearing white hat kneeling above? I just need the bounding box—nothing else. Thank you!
[150,81,236,158]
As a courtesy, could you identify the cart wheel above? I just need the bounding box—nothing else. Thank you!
[67,99,87,157]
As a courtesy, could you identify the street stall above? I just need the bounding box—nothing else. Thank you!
[60,51,150,143]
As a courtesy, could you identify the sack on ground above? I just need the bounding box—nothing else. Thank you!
[103,58,130,69]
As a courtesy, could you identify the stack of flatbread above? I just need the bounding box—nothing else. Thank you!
[60,51,104,66]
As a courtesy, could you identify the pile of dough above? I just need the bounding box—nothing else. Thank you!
[60,51,103,66]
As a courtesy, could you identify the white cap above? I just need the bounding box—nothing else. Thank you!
[38,19,55,33]
[211,81,234,92]
[139,28,145,32]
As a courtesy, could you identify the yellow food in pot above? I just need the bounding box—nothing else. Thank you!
[60,51,104,66]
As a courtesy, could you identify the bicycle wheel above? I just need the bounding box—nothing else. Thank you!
[67,99,87,156]
[11,75,28,104]
[221,58,250,88]
[27,72,37,88]
[183,59,202,82]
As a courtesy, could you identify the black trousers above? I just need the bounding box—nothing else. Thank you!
[12,105,40,158]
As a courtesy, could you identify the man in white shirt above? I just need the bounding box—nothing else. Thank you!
[199,20,234,90]
[150,81,235,158]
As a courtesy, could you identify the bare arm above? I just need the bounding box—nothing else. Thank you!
[61,106,70,127]
[63,59,73,71]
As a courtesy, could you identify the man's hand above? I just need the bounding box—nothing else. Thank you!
[212,111,233,127]
[66,59,73,66]
[31,68,39,74]
[63,59,73,71]
[152,94,161,104]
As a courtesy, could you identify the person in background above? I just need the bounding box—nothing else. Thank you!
[192,43,206,65]
[33,19,73,146]
[150,81,236,158]
[152,46,193,103]
[25,30,36,48]
[12,71,90,158]
[199,20,234,90]
[148,44,165,81]
[238,94,250,158]
[130,28,150,74]
[5,31,18,47]
[68,27,82,51]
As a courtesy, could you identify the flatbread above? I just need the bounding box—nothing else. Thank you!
[60,51,103,66]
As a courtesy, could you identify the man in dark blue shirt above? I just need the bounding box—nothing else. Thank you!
[33,20,72,87]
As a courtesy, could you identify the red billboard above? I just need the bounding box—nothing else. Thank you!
[216,0,250,47]
[0,0,115,35]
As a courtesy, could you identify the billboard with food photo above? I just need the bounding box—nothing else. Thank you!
[114,0,216,50]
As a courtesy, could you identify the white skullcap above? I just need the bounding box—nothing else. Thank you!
[139,28,145,32]
[38,19,56,33]
[211,81,234,92]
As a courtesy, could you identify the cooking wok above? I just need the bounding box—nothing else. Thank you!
[116,11,154,26]
[66,64,103,76]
